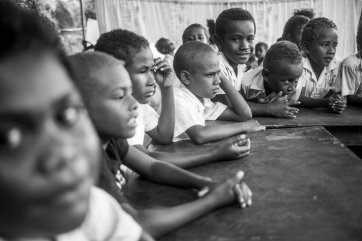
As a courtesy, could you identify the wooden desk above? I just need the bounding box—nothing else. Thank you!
[125,127,362,241]
[253,106,362,147]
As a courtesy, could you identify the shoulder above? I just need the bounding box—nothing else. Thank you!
[340,53,361,69]
[241,67,263,86]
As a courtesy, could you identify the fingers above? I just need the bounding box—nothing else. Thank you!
[232,171,252,208]
[288,101,301,106]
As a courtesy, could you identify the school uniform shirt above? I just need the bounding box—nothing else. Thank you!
[240,67,302,102]
[128,104,159,146]
[0,187,142,241]
[173,86,227,142]
[338,52,362,97]
[217,51,246,94]
[298,57,341,99]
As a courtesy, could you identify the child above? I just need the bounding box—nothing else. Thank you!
[240,41,303,118]
[281,15,310,51]
[172,41,264,143]
[299,17,347,113]
[254,42,268,67]
[69,51,253,238]
[337,22,362,107]
[94,29,251,168]
[95,30,175,145]
[0,2,151,240]
[213,8,256,103]
[182,23,209,44]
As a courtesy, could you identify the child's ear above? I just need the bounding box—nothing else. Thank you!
[301,42,309,54]
[262,69,269,81]
[180,70,191,85]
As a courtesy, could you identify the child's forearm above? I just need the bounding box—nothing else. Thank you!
[247,101,270,116]
[346,95,362,107]
[151,86,175,144]
[299,96,328,108]
[220,81,252,120]
[134,194,218,238]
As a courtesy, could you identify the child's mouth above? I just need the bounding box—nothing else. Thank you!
[128,117,137,128]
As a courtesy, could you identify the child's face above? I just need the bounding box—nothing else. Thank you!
[265,62,303,96]
[87,64,138,139]
[160,39,176,54]
[187,52,221,99]
[255,46,266,59]
[184,27,208,44]
[0,52,99,237]
[307,28,338,68]
[126,47,156,104]
[218,20,255,66]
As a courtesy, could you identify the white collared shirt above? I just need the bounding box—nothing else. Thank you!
[173,86,227,142]
[338,52,362,97]
[298,57,340,98]
[240,67,301,102]
[217,51,246,94]
[0,187,142,241]
[128,104,159,146]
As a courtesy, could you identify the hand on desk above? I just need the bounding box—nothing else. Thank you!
[327,94,347,114]
[242,119,266,133]
[214,134,251,160]
[260,91,300,118]
[199,171,252,209]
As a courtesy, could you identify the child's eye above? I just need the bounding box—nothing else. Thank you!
[247,36,254,42]
[0,127,22,150]
[56,105,83,127]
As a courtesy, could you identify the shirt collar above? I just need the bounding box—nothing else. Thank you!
[303,56,339,73]
[249,68,265,91]
[179,85,205,111]
[218,51,246,78]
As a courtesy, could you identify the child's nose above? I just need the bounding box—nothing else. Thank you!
[129,95,139,111]
[239,39,249,49]
[214,75,221,85]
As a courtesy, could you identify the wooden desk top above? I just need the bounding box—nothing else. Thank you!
[125,127,362,241]
[253,106,362,128]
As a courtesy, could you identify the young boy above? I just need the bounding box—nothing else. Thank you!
[94,29,252,168]
[240,41,303,118]
[69,51,253,238]
[182,23,209,44]
[95,30,175,145]
[0,2,151,240]
[173,41,264,144]
[299,17,347,113]
[213,8,256,103]
[281,15,310,51]
[337,22,362,107]
[254,42,268,67]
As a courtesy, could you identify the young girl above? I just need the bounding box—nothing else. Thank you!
[299,17,347,113]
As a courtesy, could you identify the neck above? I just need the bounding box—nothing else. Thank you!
[308,56,324,80]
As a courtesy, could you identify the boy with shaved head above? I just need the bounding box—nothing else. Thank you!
[70,51,253,238]
[173,41,264,144]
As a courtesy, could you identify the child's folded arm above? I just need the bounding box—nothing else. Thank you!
[186,121,263,144]
[123,145,214,190]
[346,95,362,107]
[219,71,252,121]
[138,134,250,169]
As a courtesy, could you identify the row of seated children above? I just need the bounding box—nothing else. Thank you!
[0,2,254,240]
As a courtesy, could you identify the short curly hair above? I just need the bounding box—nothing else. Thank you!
[263,41,302,73]
[173,41,215,80]
[282,15,310,40]
[182,23,209,43]
[301,17,337,51]
[215,8,256,38]
[94,29,149,67]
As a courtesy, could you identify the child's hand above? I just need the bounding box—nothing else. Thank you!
[202,171,252,209]
[242,119,266,133]
[266,101,300,118]
[215,134,251,160]
[152,58,174,88]
[327,94,347,114]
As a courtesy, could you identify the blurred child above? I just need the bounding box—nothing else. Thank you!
[182,23,209,44]
[173,41,264,144]
[255,42,268,67]
[94,29,252,167]
[294,8,315,20]
[281,15,310,51]
[299,17,346,113]
[0,2,151,240]
[70,51,253,238]
[240,41,303,118]
[213,8,256,104]
[337,22,362,107]
[95,30,175,145]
